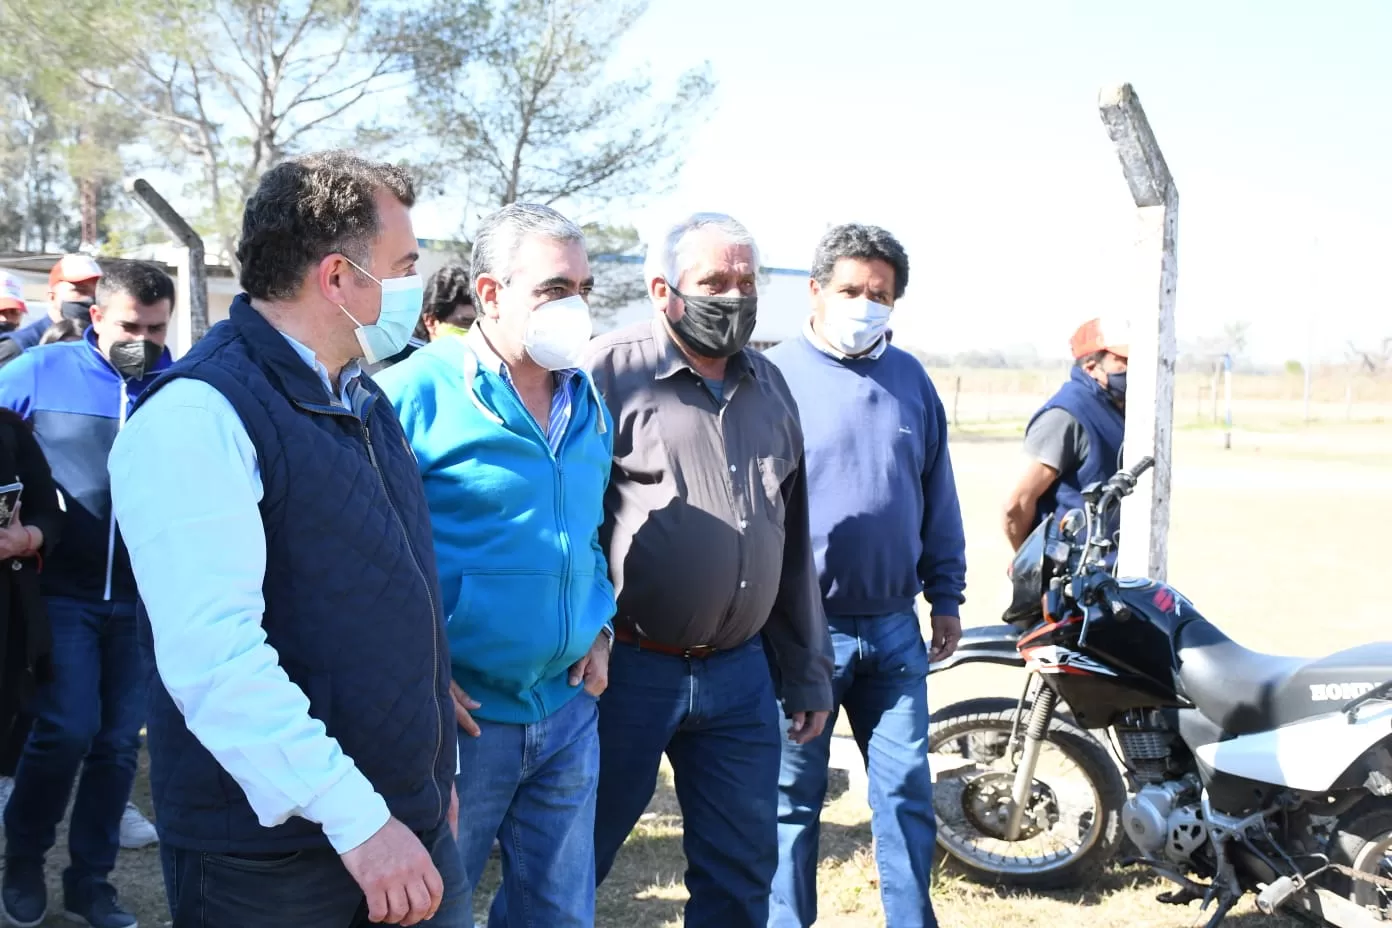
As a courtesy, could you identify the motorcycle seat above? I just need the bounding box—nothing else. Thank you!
[1175,619,1392,737]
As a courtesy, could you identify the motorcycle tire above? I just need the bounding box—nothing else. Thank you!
[929,697,1126,890]
[1324,795,1392,917]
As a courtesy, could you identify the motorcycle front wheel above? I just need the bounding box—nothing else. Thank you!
[929,696,1125,890]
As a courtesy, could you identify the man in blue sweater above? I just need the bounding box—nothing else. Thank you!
[0,259,174,928]
[765,223,965,928]
[377,203,615,928]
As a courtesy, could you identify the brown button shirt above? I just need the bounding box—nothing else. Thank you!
[583,318,833,712]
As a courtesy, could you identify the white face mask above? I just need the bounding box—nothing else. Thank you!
[523,294,593,371]
[821,296,892,355]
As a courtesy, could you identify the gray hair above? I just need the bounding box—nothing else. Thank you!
[644,212,760,288]
[810,223,910,300]
[471,202,585,285]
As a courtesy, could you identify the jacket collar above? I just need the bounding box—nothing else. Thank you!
[228,295,366,415]
[649,314,754,385]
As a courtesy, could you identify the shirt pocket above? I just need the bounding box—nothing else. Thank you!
[757,455,793,528]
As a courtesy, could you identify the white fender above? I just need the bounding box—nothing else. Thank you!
[1193,704,1392,791]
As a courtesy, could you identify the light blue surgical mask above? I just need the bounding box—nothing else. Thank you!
[338,257,424,364]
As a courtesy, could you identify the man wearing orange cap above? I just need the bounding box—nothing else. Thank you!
[0,256,103,366]
[1003,317,1128,552]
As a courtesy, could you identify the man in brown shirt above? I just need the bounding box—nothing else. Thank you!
[584,212,833,928]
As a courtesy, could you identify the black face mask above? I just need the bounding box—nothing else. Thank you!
[60,300,94,328]
[667,283,758,359]
[0,322,15,334]
[1105,371,1127,403]
[107,339,162,380]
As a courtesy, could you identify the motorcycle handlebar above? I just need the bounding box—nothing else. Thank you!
[1084,456,1158,565]
[1127,456,1156,481]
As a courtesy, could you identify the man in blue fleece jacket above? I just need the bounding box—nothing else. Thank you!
[376,202,615,928]
[765,224,965,928]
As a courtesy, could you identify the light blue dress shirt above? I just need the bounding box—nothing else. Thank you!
[108,332,404,855]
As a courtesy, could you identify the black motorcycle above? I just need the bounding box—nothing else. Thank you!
[928,457,1392,927]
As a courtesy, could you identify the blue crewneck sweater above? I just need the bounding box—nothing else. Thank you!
[765,334,966,617]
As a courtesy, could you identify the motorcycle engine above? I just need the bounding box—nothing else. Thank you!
[1122,776,1206,863]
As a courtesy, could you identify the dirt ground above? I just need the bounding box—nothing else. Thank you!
[8,417,1392,927]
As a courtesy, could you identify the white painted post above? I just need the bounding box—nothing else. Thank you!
[1223,354,1234,450]
[1098,83,1177,583]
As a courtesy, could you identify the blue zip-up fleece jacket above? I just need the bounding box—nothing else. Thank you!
[766,334,966,618]
[0,328,170,600]
[376,335,617,725]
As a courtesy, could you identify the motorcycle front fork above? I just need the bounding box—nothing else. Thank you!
[1004,672,1058,841]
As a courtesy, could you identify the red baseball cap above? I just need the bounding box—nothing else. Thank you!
[1069,317,1129,360]
[0,271,24,313]
[48,254,103,287]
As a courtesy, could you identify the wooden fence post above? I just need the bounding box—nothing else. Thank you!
[1098,83,1178,583]
[124,178,208,358]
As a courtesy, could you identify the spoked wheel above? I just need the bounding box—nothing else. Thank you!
[930,697,1125,890]
[1327,797,1392,919]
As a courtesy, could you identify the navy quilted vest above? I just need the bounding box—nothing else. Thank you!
[1028,366,1126,537]
[132,296,455,852]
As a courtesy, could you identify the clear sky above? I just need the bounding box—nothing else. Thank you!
[417,0,1392,365]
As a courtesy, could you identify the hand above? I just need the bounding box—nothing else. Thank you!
[447,784,458,841]
[568,631,611,697]
[787,711,830,745]
[0,527,32,561]
[930,614,963,662]
[0,504,33,560]
[450,680,481,738]
[339,817,443,926]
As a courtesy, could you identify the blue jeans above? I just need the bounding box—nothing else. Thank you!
[769,612,937,928]
[159,825,469,927]
[456,687,599,928]
[594,636,782,928]
[3,596,144,887]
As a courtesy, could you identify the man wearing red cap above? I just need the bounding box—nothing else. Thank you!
[1003,317,1129,552]
[0,256,104,368]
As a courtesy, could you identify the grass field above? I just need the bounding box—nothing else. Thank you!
[11,378,1392,927]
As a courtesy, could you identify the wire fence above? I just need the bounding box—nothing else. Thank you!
[926,367,1392,431]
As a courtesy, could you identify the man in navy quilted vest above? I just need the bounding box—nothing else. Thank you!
[107,151,464,928]
[1002,317,1129,553]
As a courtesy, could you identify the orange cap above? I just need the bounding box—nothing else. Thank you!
[1069,317,1129,360]
[0,271,24,313]
[48,254,103,287]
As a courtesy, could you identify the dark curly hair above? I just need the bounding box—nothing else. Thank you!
[236,151,416,301]
[810,223,910,301]
[412,263,474,340]
[423,263,472,323]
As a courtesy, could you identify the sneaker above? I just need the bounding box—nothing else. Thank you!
[62,880,137,928]
[0,775,13,816]
[118,802,158,849]
[1,861,47,928]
